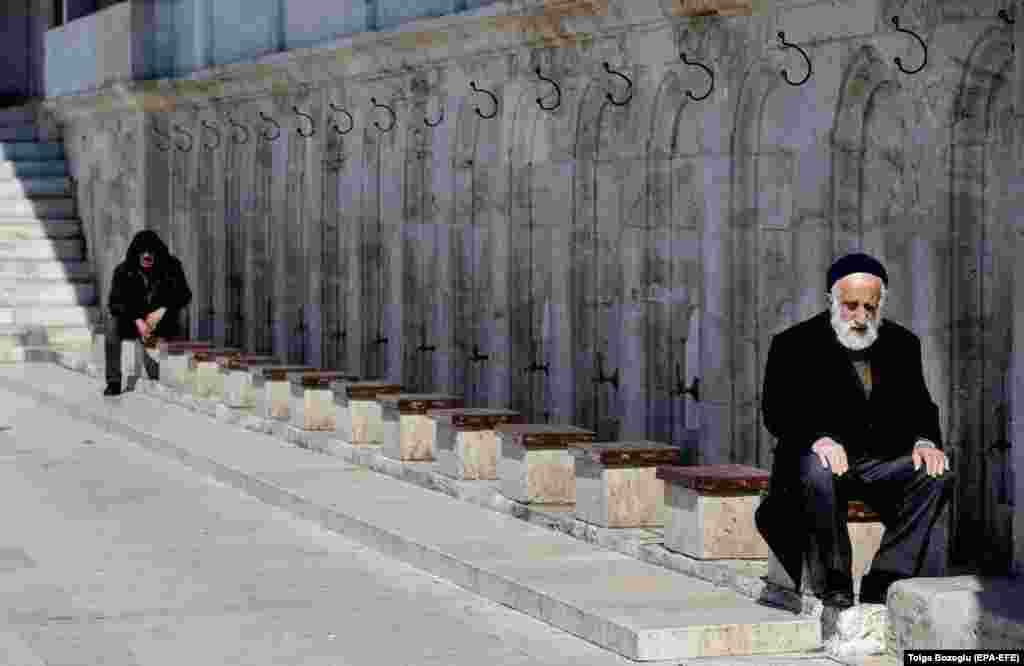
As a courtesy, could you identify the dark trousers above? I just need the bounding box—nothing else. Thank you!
[104,316,160,384]
[799,451,954,589]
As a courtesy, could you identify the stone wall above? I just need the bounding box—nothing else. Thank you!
[42,0,1021,567]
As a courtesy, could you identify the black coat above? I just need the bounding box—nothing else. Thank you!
[754,309,942,592]
[107,230,192,340]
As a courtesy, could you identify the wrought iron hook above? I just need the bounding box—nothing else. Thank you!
[535,66,561,111]
[370,97,396,132]
[469,344,489,363]
[293,106,315,138]
[469,81,498,119]
[999,8,1015,24]
[424,100,444,127]
[328,103,354,135]
[152,122,171,151]
[172,124,193,152]
[228,114,249,144]
[258,111,281,142]
[603,62,633,106]
[201,119,221,150]
[891,16,927,75]
[778,31,812,86]
[680,52,714,101]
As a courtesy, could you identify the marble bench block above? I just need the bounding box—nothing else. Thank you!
[379,394,464,461]
[288,371,360,431]
[572,441,680,528]
[330,380,402,445]
[219,355,282,408]
[189,348,241,399]
[657,464,771,559]
[157,340,212,391]
[429,408,524,480]
[496,424,595,504]
[766,501,885,596]
[249,365,315,421]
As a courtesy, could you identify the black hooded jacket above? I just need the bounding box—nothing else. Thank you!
[107,230,192,338]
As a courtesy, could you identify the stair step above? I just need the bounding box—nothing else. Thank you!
[0,325,93,362]
[0,219,82,239]
[0,280,97,306]
[0,161,68,180]
[0,105,36,125]
[0,177,71,199]
[0,142,64,162]
[0,126,35,142]
[0,238,84,261]
[0,258,93,280]
[0,198,75,218]
[0,305,100,327]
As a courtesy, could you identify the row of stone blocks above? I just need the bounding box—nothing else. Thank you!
[112,336,884,593]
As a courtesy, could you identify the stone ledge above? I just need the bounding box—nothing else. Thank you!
[887,576,1024,657]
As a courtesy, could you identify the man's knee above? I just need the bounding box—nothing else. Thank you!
[799,452,836,496]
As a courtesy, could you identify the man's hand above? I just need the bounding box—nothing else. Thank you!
[134,318,151,339]
[812,436,848,476]
[913,446,949,477]
[145,307,166,330]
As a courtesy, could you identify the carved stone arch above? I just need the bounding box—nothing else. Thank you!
[644,67,706,457]
[730,50,835,467]
[947,28,1017,570]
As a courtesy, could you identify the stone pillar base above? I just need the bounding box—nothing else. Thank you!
[438,430,499,480]
[290,385,337,431]
[662,486,769,559]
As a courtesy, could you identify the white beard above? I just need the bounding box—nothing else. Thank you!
[830,305,881,351]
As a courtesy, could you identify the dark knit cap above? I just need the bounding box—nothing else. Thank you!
[827,252,888,292]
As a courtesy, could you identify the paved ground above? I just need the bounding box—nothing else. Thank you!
[0,377,884,666]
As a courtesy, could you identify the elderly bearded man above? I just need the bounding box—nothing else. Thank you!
[755,252,953,609]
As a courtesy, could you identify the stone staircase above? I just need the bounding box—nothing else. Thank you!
[0,103,99,363]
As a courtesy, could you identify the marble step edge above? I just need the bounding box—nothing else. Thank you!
[58,354,818,616]
[6,367,822,662]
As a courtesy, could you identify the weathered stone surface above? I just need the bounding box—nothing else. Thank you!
[222,370,258,408]
[663,485,769,559]
[766,520,885,595]
[499,445,576,505]
[656,464,770,493]
[438,430,499,480]
[382,413,437,461]
[257,380,292,421]
[191,361,225,399]
[289,385,337,431]
[574,462,667,528]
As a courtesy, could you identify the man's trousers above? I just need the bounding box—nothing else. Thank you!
[798,451,955,590]
[104,316,160,384]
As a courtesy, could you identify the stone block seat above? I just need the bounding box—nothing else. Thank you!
[379,394,464,462]
[246,365,316,420]
[157,340,213,390]
[428,408,525,480]
[765,499,885,596]
[656,464,771,559]
[496,424,596,505]
[572,441,680,528]
[189,348,241,399]
[217,354,282,408]
[288,371,361,431]
[330,380,403,445]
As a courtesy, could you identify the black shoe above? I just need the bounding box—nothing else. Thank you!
[859,570,902,605]
[103,382,121,396]
[821,588,855,609]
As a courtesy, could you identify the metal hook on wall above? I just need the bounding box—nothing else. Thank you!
[778,31,812,86]
[201,119,221,150]
[328,103,354,135]
[998,9,1015,51]
[680,52,714,101]
[152,122,171,151]
[293,106,315,138]
[258,111,281,141]
[172,124,193,152]
[370,97,396,132]
[469,81,498,119]
[424,100,444,127]
[602,62,633,106]
[228,114,250,144]
[891,16,927,75]
[535,66,561,111]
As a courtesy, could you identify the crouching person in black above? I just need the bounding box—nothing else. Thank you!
[103,230,192,396]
